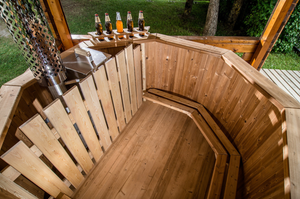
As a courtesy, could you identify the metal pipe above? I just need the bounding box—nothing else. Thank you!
[0,0,67,98]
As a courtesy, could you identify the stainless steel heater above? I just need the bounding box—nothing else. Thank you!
[0,0,67,98]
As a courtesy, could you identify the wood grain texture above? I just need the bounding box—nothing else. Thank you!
[20,114,84,188]
[115,51,132,123]
[222,51,300,109]
[144,41,287,198]
[73,102,215,199]
[105,58,126,131]
[43,99,94,174]
[0,173,38,199]
[79,75,112,151]
[93,66,119,140]
[133,45,143,108]
[1,141,73,197]
[63,86,103,161]
[284,108,300,199]
[0,86,22,149]
[125,44,138,114]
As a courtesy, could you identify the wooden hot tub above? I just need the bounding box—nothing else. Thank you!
[0,34,299,199]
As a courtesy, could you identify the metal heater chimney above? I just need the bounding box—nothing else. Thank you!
[0,0,67,99]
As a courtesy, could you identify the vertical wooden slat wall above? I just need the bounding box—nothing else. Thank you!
[144,40,299,199]
[0,44,143,198]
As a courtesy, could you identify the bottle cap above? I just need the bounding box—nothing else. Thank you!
[140,10,143,13]
[105,13,109,15]
[128,11,131,14]
[116,12,121,20]
[95,14,99,16]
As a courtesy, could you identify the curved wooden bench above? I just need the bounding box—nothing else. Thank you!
[143,89,240,199]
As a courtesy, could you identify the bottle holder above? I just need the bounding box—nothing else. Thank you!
[88,26,150,44]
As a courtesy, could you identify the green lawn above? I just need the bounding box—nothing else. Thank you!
[0,35,27,87]
[0,0,299,87]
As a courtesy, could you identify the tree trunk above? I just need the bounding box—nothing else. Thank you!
[203,0,220,36]
[227,0,244,29]
[183,0,194,17]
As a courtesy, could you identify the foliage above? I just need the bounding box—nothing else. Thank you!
[273,3,300,53]
[244,0,300,53]
[244,0,277,37]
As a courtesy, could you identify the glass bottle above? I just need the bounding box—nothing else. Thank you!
[95,14,103,35]
[105,13,114,40]
[127,11,134,38]
[116,12,124,39]
[138,10,145,36]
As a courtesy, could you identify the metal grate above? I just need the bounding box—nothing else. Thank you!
[0,0,66,86]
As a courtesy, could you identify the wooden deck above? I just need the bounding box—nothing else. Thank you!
[73,101,215,199]
[261,69,300,102]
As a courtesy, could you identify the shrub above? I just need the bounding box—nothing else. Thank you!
[244,0,300,53]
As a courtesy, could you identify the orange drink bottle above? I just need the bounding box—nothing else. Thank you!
[116,12,124,39]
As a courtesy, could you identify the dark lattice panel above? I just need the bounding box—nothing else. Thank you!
[0,0,66,83]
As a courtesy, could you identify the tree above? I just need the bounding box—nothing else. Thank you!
[203,0,220,36]
[227,0,244,29]
[183,0,194,17]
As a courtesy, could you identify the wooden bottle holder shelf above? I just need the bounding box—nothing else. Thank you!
[88,26,150,44]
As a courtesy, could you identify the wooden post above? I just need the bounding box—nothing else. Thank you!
[44,0,74,50]
[250,0,299,70]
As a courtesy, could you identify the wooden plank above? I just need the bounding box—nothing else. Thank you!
[14,175,44,199]
[46,0,73,50]
[190,111,228,156]
[207,154,227,199]
[79,75,112,151]
[1,141,73,197]
[281,70,300,90]
[0,173,38,199]
[155,33,228,56]
[141,44,147,90]
[0,86,22,149]
[284,108,300,199]
[143,93,194,116]
[115,51,132,123]
[43,99,94,174]
[93,66,119,140]
[63,86,103,161]
[276,69,300,97]
[287,70,300,84]
[222,51,300,109]
[133,45,143,108]
[4,69,36,89]
[267,69,300,102]
[105,58,126,131]
[147,89,238,154]
[250,0,298,69]
[125,44,138,114]
[224,155,240,199]
[19,114,84,188]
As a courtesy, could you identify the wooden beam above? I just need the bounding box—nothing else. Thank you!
[45,0,73,50]
[250,0,299,70]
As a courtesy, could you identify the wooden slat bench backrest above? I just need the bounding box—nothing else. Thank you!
[0,44,143,198]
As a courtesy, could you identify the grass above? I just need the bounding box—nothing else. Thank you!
[0,0,299,87]
[263,51,300,70]
[0,35,27,87]
[61,0,211,36]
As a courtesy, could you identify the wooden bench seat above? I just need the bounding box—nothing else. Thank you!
[73,101,215,198]
[144,89,241,199]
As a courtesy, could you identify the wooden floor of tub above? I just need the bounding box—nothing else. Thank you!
[73,101,215,199]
